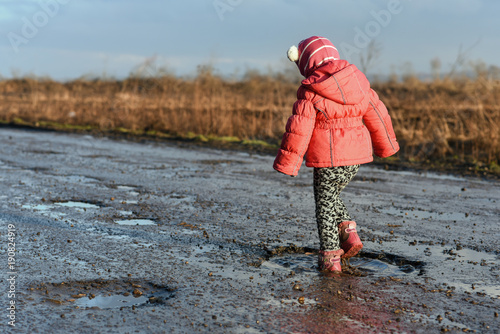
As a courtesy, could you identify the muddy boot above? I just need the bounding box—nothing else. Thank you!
[339,221,363,259]
[318,249,344,272]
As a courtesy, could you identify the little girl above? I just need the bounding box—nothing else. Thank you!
[273,36,399,273]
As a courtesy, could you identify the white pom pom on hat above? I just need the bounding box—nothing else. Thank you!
[287,45,299,62]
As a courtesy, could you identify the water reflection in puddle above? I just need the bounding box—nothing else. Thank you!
[115,219,157,226]
[264,253,419,278]
[55,201,100,209]
[118,210,133,216]
[21,203,67,219]
[116,185,137,191]
[22,204,52,211]
[74,294,149,309]
[349,257,415,277]
[263,254,318,274]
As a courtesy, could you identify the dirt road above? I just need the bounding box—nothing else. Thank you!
[1,128,499,333]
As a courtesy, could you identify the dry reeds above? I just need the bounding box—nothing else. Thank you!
[0,72,499,167]
[374,78,500,165]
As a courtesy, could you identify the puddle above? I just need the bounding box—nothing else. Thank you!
[263,253,419,278]
[23,201,101,213]
[263,254,318,275]
[74,294,149,309]
[115,219,157,226]
[29,279,176,310]
[118,210,133,216]
[21,203,67,219]
[55,201,101,209]
[22,204,52,211]
[349,257,417,277]
[116,185,137,191]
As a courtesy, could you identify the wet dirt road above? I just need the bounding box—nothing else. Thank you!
[0,128,499,333]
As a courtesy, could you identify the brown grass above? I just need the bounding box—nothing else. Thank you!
[0,72,499,169]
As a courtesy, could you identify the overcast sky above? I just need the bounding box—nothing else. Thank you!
[1,0,498,80]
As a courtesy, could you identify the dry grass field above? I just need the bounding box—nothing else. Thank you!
[1,71,499,174]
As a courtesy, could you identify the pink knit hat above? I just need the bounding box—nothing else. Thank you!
[287,36,340,77]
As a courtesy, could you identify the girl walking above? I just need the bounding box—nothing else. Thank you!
[273,36,399,273]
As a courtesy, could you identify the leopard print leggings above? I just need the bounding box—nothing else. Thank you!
[313,165,360,251]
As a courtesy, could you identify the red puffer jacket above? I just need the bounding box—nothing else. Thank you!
[273,60,399,176]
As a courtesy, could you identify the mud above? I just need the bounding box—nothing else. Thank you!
[0,128,499,333]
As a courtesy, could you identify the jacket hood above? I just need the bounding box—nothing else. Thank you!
[301,61,370,105]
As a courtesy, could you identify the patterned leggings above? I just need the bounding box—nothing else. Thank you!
[313,165,360,251]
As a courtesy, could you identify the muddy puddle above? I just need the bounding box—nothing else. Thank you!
[55,201,101,210]
[262,249,423,279]
[21,201,101,220]
[115,219,157,226]
[23,200,102,211]
[27,279,176,310]
[74,293,150,308]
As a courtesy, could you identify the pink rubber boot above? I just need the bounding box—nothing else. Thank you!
[318,249,344,272]
[338,221,363,259]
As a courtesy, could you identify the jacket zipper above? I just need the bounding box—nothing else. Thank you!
[314,102,334,165]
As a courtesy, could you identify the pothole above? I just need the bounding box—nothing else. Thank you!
[28,279,175,309]
[262,246,425,278]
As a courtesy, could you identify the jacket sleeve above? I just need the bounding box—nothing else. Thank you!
[273,99,316,176]
[363,89,400,158]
